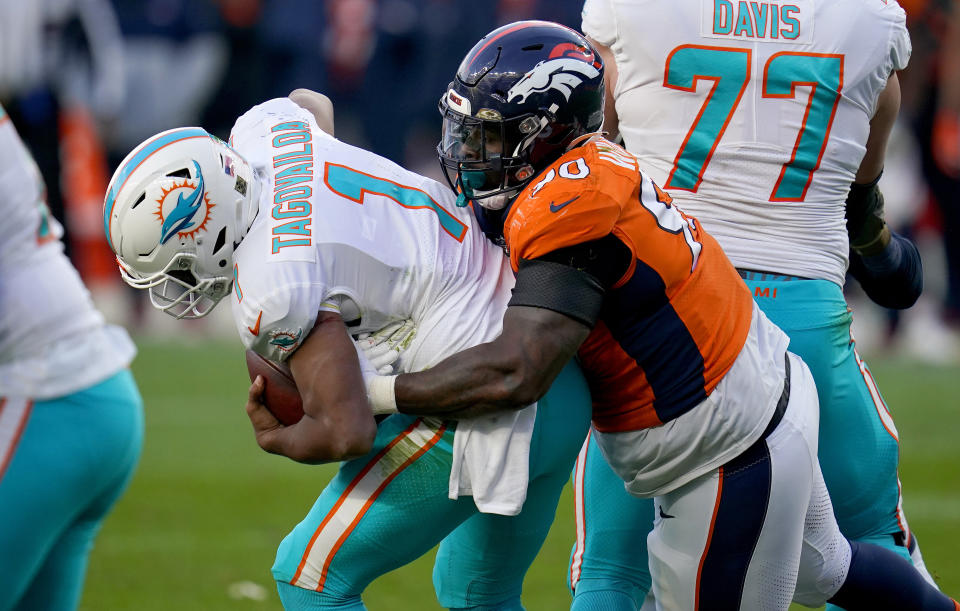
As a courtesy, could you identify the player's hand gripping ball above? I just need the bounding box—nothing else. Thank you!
[245,350,304,425]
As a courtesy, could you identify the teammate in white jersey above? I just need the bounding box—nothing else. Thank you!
[572,0,933,608]
[104,91,592,609]
[0,105,143,610]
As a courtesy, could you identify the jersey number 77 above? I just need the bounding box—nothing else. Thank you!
[663,45,843,202]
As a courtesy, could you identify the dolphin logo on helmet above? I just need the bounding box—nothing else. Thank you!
[160,160,207,244]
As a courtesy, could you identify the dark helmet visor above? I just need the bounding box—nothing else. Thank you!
[438,99,541,200]
[439,112,506,195]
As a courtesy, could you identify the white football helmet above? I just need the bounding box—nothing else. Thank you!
[104,127,260,318]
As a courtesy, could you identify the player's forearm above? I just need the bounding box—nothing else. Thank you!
[393,341,547,417]
[848,231,923,310]
[377,305,588,418]
[845,174,889,255]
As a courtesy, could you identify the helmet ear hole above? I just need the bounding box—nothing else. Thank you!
[212,227,228,255]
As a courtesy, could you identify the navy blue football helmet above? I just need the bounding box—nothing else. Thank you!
[438,21,605,209]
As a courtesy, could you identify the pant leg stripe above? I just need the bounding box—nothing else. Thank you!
[289,418,426,585]
[0,397,32,483]
[315,423,447,591]
[695,466,725,611]
[291,417,433,588]
[569,431,591,591]
[290,418,447,591]
[853,340,909,538]
[851,339,898,443]
[895,477,910,546]
[695,440,772,610]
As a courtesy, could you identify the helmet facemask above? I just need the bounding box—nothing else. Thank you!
[118,252,231,319]
[438,96,544,210]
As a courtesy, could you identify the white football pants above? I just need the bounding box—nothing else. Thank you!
[647,353,852,610]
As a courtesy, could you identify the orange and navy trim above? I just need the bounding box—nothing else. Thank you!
[695,440,772,608]
[465,22,535,70]
[609,260,708,422]
[583,258,710,431]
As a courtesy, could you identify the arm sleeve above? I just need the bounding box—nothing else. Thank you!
[845,173,886,252]
[848,230,922,310]
[508,234,633,327]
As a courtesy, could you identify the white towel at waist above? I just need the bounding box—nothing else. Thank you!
[448,403,537,516]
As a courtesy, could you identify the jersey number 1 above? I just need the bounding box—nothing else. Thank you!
[663,45,843,202]
[324,163,468,242]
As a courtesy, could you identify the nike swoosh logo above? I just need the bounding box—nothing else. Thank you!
[549,196,579,213]
[248,311,262,336]
[658,505,675,519]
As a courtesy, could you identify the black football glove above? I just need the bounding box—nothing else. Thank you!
[845,173,890,256]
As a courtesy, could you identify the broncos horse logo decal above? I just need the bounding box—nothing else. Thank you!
[506,45,601,105]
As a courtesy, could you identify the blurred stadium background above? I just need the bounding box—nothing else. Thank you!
[0,0,956,608]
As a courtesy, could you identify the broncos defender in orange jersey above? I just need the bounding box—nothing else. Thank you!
[355,21,959,610]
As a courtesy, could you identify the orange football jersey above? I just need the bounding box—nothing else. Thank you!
[503,137,754,432]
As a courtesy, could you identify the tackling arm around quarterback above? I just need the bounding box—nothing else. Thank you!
[377,305,590,419]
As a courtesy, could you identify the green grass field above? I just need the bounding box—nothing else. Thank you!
[79,339,959,610]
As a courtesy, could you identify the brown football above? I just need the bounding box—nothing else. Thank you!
[245,349,304,425]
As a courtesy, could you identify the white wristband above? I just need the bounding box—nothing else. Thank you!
[368,375,398,415]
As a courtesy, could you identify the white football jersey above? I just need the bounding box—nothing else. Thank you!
[228,98,514,368]
[0,105,135,398]
[583,0,911,285]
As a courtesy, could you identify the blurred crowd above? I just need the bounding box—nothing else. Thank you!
[0,0,958,362]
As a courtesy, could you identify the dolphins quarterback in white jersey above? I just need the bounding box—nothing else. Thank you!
[104,90,592,609]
